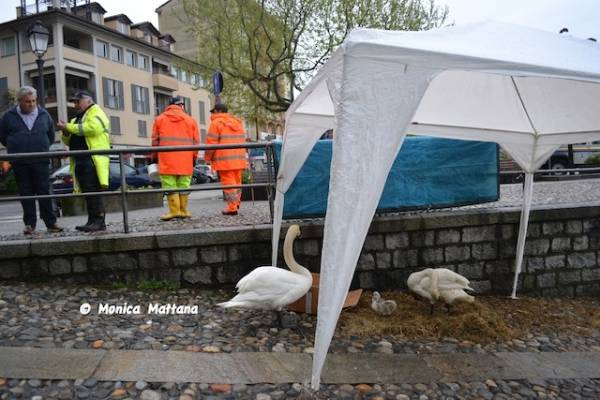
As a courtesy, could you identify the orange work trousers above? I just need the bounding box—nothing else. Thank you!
[219,169,243,212]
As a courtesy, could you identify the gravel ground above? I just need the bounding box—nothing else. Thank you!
[2,377,600,400]
[1,284,600,399]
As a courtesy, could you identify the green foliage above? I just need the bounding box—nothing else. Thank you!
[136,280,179,291]
[242,169,252,184]
[183,0,448,116]
[585,154,600,165]
[111,281,128,290]
[110,280,179,291]
[0,170,17,194]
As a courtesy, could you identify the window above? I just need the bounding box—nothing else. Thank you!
[180,70,187,83]
[138,54,149,71]
[125,50,137,67]
[102,78,124,110]
[198,101,206,124]
[1,37,16,57]
[95,40,108,58]
[110,45,123,63]
[117,21,129,35]
[182,97,191,115]
[131,84,150,114]
[200,128,207,142]
[138,120,147,137]
[91,12,102,24]
[110,116,121,135]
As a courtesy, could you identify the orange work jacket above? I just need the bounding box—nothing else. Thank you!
[204,112,248,171]
[152,105,200,176]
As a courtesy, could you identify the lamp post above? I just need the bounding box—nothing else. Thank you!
[27,20,49,107]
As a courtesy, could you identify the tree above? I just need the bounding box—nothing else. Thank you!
[184,0,448,114]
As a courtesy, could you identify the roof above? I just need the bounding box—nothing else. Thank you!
[71,1,107,15]
[0,9,203,68]
[104,14,133,25]
[159,34,176,43]
[155,0,174,13]
[131,21,161,37]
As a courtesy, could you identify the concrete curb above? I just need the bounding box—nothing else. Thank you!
[1,347,599,384]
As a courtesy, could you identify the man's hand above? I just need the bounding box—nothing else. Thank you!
[56,121,68,132]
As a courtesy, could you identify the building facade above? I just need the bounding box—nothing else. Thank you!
[0,0,211,166]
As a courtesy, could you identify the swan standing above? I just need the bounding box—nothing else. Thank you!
[371,291,397,316]
[407,268,474,314]
[217,224,312,315]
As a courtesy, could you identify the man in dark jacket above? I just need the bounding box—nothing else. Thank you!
[0,86,63,235]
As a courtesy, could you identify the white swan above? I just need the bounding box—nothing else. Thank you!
[407,268,474,314]
[371,291,397,316]
[217,224,313,311]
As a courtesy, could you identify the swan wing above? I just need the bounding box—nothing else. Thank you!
[226,267,311,309]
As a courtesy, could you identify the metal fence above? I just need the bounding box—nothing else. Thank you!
[0,142,276,233]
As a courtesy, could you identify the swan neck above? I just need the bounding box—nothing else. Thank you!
[283,231,307,274]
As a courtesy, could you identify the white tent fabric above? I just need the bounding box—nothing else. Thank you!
[271,21,600,389]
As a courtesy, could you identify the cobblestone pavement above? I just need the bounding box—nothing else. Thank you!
[1,283,600,399]
[1,178,600,241]
[2,377,600,400]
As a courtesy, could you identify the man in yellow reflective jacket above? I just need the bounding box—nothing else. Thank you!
[57,91,110,232]
[204,103,248,215]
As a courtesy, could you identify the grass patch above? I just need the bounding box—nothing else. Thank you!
[339,291,600,343]
[110,280,178,291]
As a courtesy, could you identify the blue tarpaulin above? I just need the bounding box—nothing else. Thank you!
[273,137,499,219]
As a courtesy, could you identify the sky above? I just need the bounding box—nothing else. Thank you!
[1,0,598,39]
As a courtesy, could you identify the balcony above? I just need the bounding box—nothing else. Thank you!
[152,69,178,92]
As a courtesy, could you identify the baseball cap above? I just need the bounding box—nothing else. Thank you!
[69,90,93,102]
[210,103,228,113]
[169,96,185,106]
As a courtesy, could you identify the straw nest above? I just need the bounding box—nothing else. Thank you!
[338,291,600,343]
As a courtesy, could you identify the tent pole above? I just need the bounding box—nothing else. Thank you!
[271,190,285,267]
[511,172,534,299]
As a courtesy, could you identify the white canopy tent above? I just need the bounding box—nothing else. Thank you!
[270,21,600,389]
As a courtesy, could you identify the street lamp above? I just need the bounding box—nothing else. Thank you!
[27,20,49,107]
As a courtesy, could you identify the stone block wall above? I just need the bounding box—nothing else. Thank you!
[1,205,600,297]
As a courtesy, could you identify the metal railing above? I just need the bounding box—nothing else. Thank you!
[0,142,276,233]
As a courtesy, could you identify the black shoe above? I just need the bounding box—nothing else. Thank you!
[23,225,35,235]
[79,221,106,232]
[46,224,64,233]
[75,218,94,231]
[221,210,238,216]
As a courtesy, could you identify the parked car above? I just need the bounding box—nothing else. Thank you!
[50,161,159,194]
[546,142,600,173]
[136,164,213,185]
[194,164,218,182]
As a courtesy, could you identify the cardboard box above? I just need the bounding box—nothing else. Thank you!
[287,273,363,315]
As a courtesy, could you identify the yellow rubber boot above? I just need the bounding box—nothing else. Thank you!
[160,194,180,221]
[179,194,192,218]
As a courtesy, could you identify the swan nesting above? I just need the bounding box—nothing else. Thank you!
[217,224,312,313]
[371,291,397,316]
[407,268,474,314]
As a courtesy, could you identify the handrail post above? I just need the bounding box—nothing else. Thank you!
[118,153,129,233]
[265,143,275,223]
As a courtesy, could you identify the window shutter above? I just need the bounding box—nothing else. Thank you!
[117,81,124,110]
[144,87,150,114]
[198,101,206,124]
[131,84,136,112]
[102,77,109,108]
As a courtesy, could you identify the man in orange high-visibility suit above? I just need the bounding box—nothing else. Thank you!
[204,103,248,215]
[152,96,200,221]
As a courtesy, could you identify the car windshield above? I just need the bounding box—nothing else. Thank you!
[50,164,70,179]
[109,163,137,176]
